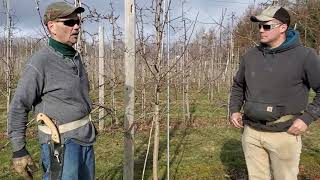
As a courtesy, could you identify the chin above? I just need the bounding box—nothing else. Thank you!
[260,40,268,44]
[70,39,78,45]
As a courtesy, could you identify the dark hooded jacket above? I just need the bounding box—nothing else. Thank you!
[229,29,320,132]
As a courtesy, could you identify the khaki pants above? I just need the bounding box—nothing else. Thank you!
[242,126,302,180]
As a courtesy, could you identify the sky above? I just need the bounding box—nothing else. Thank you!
[0,0,268,41]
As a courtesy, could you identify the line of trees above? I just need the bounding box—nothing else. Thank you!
[1,0,320,179]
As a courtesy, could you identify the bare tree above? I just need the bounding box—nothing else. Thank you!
[5,0,12,133]
[152,1,164,178]
[75,0,84,54]
[109,2,120,125]
[181,0,190,122]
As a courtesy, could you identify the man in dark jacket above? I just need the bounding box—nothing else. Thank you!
[8,2,96,179]
[229,5,320,180]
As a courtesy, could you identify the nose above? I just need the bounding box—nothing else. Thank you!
[73,23,80,30]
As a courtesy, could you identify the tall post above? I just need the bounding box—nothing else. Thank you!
[98,26,105,131]
[124,0,135,179]
[166,1,170,178]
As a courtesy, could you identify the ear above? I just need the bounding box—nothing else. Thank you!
[280,24,288,33]
[47,21,56,35]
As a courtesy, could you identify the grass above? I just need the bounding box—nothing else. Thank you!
[1,89,320,180]
[93,125,246,180]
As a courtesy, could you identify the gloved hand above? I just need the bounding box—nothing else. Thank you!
[12,149,37,180]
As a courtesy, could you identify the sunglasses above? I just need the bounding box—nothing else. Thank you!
[56,19,81,27]
[258,23,282,31]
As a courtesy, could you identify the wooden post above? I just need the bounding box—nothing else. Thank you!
[98,26,105,131]
[166,1,170,178]
[124,0,135,179]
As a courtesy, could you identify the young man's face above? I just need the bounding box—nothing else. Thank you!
[258,19,287,47]
[47,12,80,46]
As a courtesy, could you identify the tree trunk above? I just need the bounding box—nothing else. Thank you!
[75,0,83,54]
[152,84,160,180]
[6,0,12,133]
[152,1,163,179]
[142,45,146,121]
[111,18,118,125]
[185,51,190,121]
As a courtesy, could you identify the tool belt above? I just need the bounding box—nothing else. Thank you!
[265,114,295,125]
[38,115,90,134]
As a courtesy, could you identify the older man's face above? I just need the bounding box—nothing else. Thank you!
[48,12,80,46]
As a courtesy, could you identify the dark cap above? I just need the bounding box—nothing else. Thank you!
[43,2,85,25]
[250,5,290,26]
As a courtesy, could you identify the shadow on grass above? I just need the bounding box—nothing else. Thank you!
[220,138,247,180]
[161,122,191,180]
[136,121,192,180]
[96,121,190,180]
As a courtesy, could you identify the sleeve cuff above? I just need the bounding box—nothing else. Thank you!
[298,112,315,126]
[229,107,241,115]
[12,147,29,158]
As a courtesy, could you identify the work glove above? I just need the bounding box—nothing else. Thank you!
[12,148,37,180]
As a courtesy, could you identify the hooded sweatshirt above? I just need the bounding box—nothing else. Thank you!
[8,38,97,155]
[229,29,320,132]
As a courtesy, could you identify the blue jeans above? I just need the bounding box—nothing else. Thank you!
[41,139,95,180]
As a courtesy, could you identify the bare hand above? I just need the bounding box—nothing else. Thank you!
[12,155,37,180]
[287,118,308,136]
[230,112,244,128]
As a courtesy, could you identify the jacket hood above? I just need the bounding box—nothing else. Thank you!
[257,29,301,54]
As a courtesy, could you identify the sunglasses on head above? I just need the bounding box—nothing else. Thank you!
[258,23,282,31]
[56,19,80,27]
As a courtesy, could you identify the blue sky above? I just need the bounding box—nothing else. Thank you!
[0,0,268,41]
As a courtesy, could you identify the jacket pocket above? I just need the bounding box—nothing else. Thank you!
[244,101,285,122]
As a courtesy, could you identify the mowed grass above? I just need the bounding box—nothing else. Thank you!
[0,90,320,180]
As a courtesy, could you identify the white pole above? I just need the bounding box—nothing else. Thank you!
[166,0,170,179]
[98,26,105,131]
[124,0,135,179]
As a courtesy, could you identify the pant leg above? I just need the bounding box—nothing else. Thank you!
[61,139,81,180]
[79,145,95,180]
[242,126,272,180]
[41,140,95,180]
[263,132,302,180]
[40,143,50,180]
[61,139,95,180]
